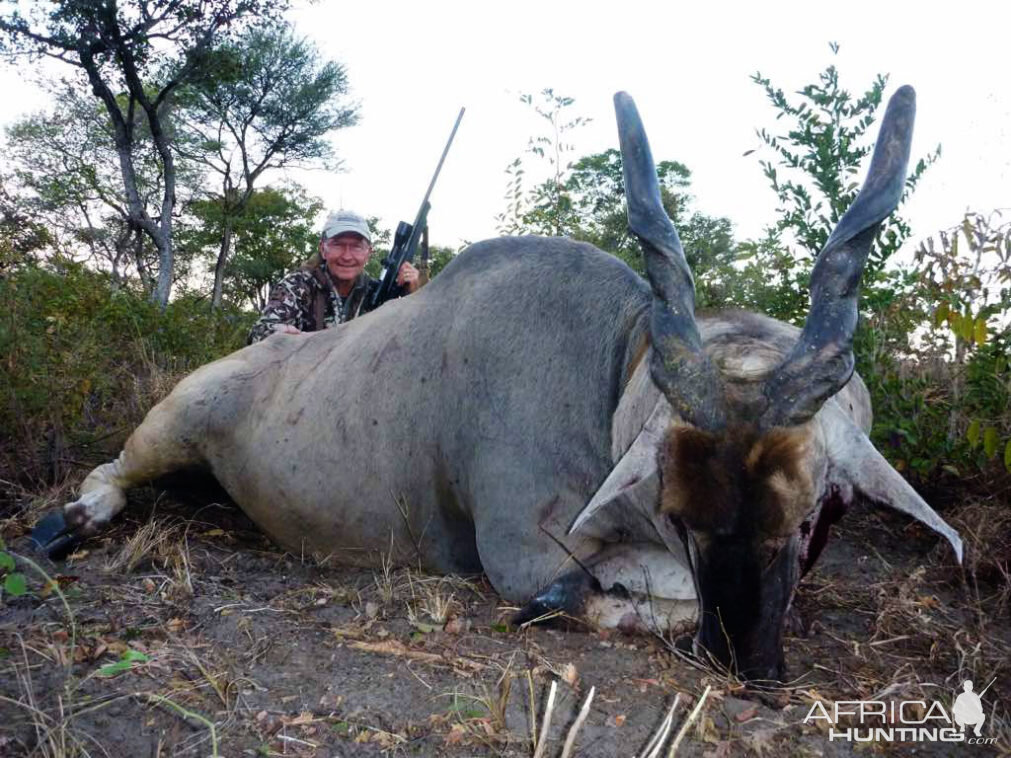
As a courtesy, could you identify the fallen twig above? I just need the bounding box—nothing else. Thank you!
[532,680,557,758]
[560,685,595,758]
[668,685,711,757]
[639,694,681,758]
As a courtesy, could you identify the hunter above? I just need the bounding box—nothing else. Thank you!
[247,209,421,343]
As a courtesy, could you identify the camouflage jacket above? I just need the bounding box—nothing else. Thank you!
[247,265,401,344]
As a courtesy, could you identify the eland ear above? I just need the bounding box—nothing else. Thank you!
[824,404,964,563]
[569,401,671,535]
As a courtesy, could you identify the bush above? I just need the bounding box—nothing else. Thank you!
[0,260,254,488]
[854,212,1011,492]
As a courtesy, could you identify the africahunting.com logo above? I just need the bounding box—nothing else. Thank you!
[804,677,997,745]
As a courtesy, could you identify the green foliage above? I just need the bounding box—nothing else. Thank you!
[176,22,357,308]
[738,46,1007,488]
[713,230,809,323]
[96,649,150,678]
[497,92,736,295]
[0,540,28,601]
[752,43,939,277]
[5,83,203,289]
[183,184,323,309]
[496,89,591,237]
[0,0,289,305]
[180,23,358,175]
[0,261,252,485]
[856,212,1011,481]
[0,176,51,271]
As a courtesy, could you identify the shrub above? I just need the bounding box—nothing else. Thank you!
[0,260,253,489]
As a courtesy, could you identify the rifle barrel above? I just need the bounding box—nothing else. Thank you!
[417,107,465,219]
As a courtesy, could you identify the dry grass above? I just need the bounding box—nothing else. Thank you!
[2,487,1009,756]
[102,517,180,574]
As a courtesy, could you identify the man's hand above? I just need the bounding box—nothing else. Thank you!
[396,262,421,293]
[272,324,303,335]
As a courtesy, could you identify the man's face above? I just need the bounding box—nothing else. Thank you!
[321,232,371,282]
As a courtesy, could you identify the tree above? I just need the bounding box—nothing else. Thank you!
[0,175,51,272]
[183,184,322,309]
[5,82,203,288]
[562,148,735,298]
[177,23,358,308]
[496,89,590,237]
[496,92,736,298]
[751,43,939,278]
[0,0,283,305]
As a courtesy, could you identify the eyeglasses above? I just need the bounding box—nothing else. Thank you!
[323,238,369,255]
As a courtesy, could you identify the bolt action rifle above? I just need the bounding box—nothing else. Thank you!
[369,107,465,309]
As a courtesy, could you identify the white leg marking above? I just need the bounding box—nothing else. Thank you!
[64,455,129,535]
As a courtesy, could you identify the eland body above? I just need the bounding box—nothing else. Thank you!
[44,87,961,681]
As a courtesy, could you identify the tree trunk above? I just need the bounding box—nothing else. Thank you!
[133,228,152,292]
[152,226,173,306]
[211,218,233,310]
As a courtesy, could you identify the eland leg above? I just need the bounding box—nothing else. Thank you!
[33,397,202,557]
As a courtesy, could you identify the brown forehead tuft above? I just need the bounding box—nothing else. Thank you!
[660,424,815,537]
[744,427,810,480]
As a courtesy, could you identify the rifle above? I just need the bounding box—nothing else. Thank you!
[369,107,465,309]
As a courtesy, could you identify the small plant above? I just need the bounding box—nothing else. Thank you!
[0,538,28,600]
[96,649,151,678]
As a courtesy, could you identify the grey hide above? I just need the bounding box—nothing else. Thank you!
[57,240,959,616]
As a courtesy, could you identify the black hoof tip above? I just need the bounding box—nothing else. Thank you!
[28,510,84,561]
[512,598,554,627]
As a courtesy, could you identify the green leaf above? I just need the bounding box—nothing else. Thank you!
[973,317,987,347]
[0,552,15,572]
[933,302,949,328]
[948,312,962,338]
[96,649,150,678]
[4,573,27,597]
[967,419,981,448]
[983,427,999,458]
[961,314,976,343]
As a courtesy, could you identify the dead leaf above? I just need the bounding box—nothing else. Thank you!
[444,617,471,634]
[633,677,660,692]
[613,714,626,727]
[561,662,578,687]
[283,711,317,727]
[735,705,758,723]
[444,723,467,746]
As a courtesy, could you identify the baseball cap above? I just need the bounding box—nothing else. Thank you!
[321,210,371,243]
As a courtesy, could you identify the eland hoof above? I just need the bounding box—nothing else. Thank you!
[512,571,599,627]
[29,510,85,560]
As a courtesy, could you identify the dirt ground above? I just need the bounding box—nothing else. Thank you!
[1,481,1009,757]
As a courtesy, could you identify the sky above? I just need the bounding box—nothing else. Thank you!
[1,0,1008,255]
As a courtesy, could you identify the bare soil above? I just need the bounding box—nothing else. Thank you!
[1,482,1008,757]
